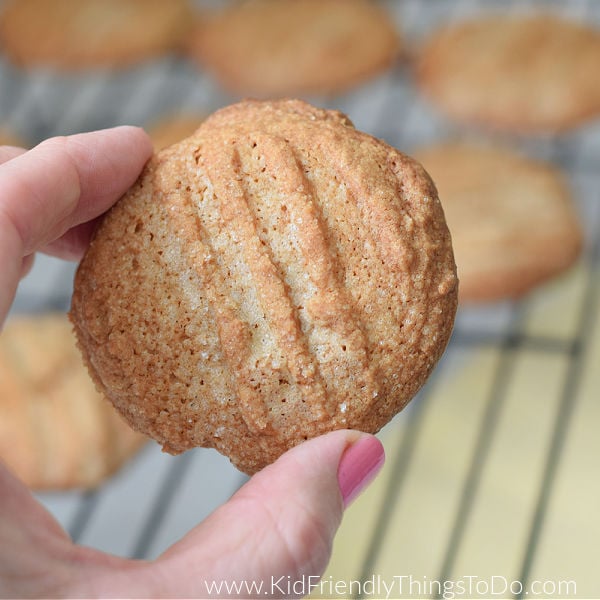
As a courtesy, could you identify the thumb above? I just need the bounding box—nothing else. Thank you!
[151,430,385,598]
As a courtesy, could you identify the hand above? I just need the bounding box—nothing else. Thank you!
[0,128,385,598]
[0,127,153,323]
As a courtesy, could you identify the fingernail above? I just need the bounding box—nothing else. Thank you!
[338,436,385,508]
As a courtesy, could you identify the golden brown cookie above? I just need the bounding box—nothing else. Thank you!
[147,114,206,151]
[416,15,600,133]
[187,0,400,97]
[0,0,192,69]
[0,130,25,147]
[71,99,457,475]
[0,313,147,490]
[414,143,583,302]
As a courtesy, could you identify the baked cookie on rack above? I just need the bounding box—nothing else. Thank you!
[415,143,583,302]
[0,313,147,490]
[0,0,192,69]
[147,113,206,150]
[186,0,400,96]
[416,14,600,133]
[0,130,25,148]
[71,99,457,475]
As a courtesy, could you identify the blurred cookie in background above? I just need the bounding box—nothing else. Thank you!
[147,113,206,151]
[0,0,193,69]
[0,313,147,490]
[0,129,26,148]
[415,143,583,302]
[416,15,600,133]
[187,0,401,97]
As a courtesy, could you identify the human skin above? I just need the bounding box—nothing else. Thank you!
[0,127,384,598]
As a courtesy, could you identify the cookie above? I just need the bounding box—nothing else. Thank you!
[414,143,583,302]
[416,15,600,133]
[0,0,192,69]
[147,114,206,151]
[0,130,25,147]
[186,0,400,97]
[0,313,147,490]
[70,99,457,475]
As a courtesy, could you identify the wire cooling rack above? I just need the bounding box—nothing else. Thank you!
[3,1,600,598]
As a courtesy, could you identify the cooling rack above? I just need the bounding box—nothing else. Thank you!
[2,1,599,598]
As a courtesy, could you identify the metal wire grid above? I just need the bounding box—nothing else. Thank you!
[353,254,600,599]
[1,0,598,593]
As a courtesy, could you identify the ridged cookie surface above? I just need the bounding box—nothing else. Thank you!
[71,99,457,474]
[0,313,147,490]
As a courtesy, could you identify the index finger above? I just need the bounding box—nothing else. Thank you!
[0,126,152,256]
[0,126,152,325]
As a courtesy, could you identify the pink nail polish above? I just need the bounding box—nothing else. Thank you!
[338,436,385,508]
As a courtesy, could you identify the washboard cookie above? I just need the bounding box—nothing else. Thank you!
[71,99,457,474]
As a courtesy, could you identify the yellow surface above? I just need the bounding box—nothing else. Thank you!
[522,265,587,341]
[319,261,599,599]
[528,274,600,595]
